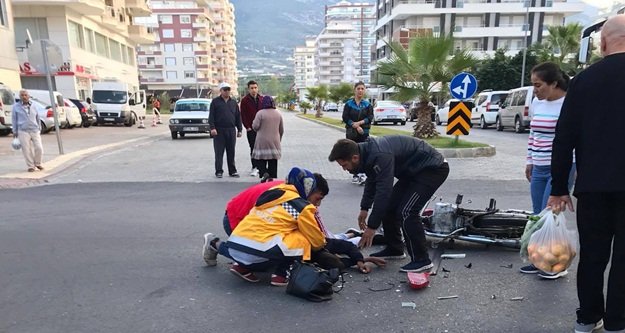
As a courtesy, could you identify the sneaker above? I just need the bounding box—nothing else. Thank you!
[270,274,289,287]
[229,172,240,178]
[400,259,434,272]
[35,165,44,170]
[229,263,259,283]
[216,172,223,178]
[250,168,259,177]
[574,319,604,333]
[519,264,539,274]
[202,233,219,266]
[27,168,36,172]
[370,247,406,260]
[352,175,360,184]
[538,269,568,279]
[260,172,270,183]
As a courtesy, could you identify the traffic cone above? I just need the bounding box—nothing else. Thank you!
[138,116,146,129]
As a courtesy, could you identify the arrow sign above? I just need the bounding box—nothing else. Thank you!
[446,101,474,136]
[449,72,478,100]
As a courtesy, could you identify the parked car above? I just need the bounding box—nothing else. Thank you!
[0,84,15,136]
[473,90,509,129]
[372,100,406,125]
[68,98,96,127]
[62,98,83,128]
[169,98,211,139]
[18,97,67,134]
[497,86,533,133]
[323,102,339,112]
[435,99,474,126]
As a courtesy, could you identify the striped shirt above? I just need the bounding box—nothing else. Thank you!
[527,96,566,166]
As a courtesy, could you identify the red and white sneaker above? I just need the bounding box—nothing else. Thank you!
[270,274,289,287]
[229,263,259,283]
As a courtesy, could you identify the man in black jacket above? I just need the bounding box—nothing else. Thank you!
[329,136,449,272]
[548,14,625,333]
[209,82,243,178]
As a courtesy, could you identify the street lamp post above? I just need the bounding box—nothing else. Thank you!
[520,0,531,87]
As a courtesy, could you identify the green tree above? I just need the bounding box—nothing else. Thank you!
[299,100,312,114]
[264,77,281,96]
[545,23,583,65]
[376,34,477,138]
[510,49,538,87]
[305,85,328,118]
[476,49,520,91]
[328,83,354,104]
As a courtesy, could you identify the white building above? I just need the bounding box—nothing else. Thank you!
[372,0,584,62]
[325,1,376,84]
[315,21,359,85]
[293,37,316,100]
[0,0,21,90]
[12,0,154,100]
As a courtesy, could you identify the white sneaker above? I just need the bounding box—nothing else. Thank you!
[351,175,360,183]
[250,168,259,177]
[202,233,218,266]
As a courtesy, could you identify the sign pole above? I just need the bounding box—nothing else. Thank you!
[41,39,64,155]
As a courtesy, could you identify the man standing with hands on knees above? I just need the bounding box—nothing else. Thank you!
[209,82,242,178]
[240,80,263,177]
[548,14,625,333]
[328,136,449,272]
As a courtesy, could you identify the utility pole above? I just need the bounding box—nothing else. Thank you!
[520,0,531,87]
[360,6,364,81]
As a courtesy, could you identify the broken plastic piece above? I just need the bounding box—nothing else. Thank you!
[441,254,466,259]
[500,264,513,269]
[407,272,430,290]
[368,282,394,292]
[510,297,524,301]
[401,302,416,309]
[465,263,473,269]
[491,295,496,299]
[437,295,459,300]
[442,267,451,273]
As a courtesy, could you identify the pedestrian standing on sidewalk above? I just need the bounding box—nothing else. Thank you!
[12,89,44,172]
[342,81,373,185]
[240,80,263,177]
[329,136,449,272]
[520,62,576,279]
[208,82,242,178]
[252,96,283,182]
[547,14,625,333]
[152,97,162,124]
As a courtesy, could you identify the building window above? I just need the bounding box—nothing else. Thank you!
[68,21,84,49]
[159,15,173,24]
[182,43,193,52]
[94,32,109,57]
[110,39,122,62]
[126,46,135,65]
[180,15,191,24]
[84,28,95,53]
[0,0,7,27]
[14,18,49,47]
[165,57,176,66]
[164,43,175,52]
[180,29,192,38]
[162,29,174,38]
[166,71,177,79]
[183,57,194,65]
[121,43,129,64]
[146,57,155,65]
[184,71,195,78]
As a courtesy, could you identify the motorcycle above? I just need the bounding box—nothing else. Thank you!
[421,194,532,249]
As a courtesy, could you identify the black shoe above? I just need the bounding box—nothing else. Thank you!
[229,172,240,178]
[370,247,406,260]
[400,259,433,272]
[260,172,270,183]
[216,172,223,178]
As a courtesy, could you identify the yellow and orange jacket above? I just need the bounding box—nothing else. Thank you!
[226,183,326,261]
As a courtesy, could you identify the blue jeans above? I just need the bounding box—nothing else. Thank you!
[530,164,576,214]
[222,212,232,236]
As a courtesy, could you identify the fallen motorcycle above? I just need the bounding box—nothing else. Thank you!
[421,194,532,249]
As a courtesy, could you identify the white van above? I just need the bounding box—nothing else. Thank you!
[0,84,15,136]
[92,82,146,127]
[496,86,534,133]
[27,89,80,128]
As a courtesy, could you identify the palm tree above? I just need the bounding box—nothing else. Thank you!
[305,85,328,118]
[376,34,477,138]
[545,23,583,65]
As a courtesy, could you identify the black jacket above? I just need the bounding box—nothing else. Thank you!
[208,96,242,131]
[552,52,625,195]
[357,136,445,229]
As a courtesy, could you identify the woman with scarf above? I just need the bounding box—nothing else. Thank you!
[342,81,373,184]
[205,167,328,286]
[252,95,284,182]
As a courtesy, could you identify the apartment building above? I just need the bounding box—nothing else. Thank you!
[136,0,237,98]
[325,1,376,84]
[315,21,360,85]
[372,0,584,62]
[293,38,316,100]
[0,0,21,90]
[12,0,153,100]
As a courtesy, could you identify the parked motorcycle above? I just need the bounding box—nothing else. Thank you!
[421,194,531,249]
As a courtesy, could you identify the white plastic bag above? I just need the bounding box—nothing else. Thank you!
[527,212,578,274]
[11,138,21,151]
[520,208,550,260]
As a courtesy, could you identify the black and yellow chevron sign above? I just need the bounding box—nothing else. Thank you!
[446,101,474,135]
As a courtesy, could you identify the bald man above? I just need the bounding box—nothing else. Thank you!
[547,14,625,333]
[11,89,44,172]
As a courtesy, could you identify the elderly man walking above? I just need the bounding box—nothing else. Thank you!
[208,82,243,178]
[12,89,44,172]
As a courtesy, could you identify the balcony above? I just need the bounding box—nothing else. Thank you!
[128,25,156,44]
[126,0,151,17]
[137,50,162,56]
[196,64,209,69]
[12,0,105,15]
[453,24,527,38]
[139,77,165,83]
[102,6,127,32]
[195,50,209,55]
[138,63,164,70]
[194,35,208,42]
[193,20,210,28]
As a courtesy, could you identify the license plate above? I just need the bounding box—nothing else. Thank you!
[183,127,199,132]
[104,118,114,121]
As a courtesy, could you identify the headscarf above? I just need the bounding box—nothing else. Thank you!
[286,167,317,199]
[260,95,275,110]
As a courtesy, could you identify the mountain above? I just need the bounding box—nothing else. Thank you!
[230,0,361,75]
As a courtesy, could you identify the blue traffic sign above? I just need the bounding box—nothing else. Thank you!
[449,72,478,100]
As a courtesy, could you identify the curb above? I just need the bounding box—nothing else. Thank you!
[296,114,496,158]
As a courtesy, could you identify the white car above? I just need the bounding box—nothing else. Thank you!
[372,100,406,125]
[323,102,339,112]
[20,97,67,134]
[435,99,474,126]
[473,90,509,129]
[63,98,83,128]
[169,98,211,139]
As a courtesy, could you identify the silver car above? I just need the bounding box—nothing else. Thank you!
[23,97,68,134]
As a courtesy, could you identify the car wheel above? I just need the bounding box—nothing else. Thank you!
[179,133,186,138]
[171,131,178,140]
[514,117,524,133]
[401,121,406,125]
[496,117,503,131]
[124,113,136,127]
[40,121,47,134]
[373,120,378,125]
[435,115,441,126]
[480,116,487,129]
[0,129,10,136]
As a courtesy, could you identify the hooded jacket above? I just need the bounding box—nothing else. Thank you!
[226,183,326,261]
